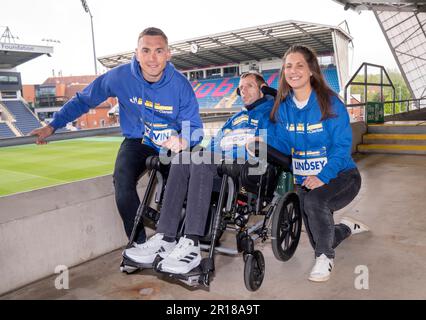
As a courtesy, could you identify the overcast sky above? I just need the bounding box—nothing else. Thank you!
[0,0,399,84]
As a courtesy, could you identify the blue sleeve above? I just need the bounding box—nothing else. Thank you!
[317,99,353,184]
[177,81,204,147]
[49,73,112,130]
[264,112,291,155]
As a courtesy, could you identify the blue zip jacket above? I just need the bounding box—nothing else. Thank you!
[49,57,203,151]
[208,97,273,160]
[269,91,356,184]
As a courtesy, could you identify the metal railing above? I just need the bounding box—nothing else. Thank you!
[346,97,426,123]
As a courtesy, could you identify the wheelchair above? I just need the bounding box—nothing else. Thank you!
[120,143,302,292]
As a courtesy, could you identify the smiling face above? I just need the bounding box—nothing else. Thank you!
[238,74,264,106]
[284,52,312,92]
[135,35,171,82]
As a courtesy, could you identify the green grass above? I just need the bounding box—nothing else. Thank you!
[0,137,124,197]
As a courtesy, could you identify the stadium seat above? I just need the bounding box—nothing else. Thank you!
[0,122,16,139]
[321,67,340,93]
[1,100,42,135]
[191,68,340,109]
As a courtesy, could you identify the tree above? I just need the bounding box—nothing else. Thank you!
[348,69,411,115]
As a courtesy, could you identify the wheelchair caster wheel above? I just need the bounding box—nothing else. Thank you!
[271,193,302,261]
[244,250,265,291]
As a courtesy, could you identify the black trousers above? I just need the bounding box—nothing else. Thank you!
[113,138,157,243]
[297,168,362,259]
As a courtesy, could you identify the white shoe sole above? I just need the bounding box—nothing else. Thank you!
[308,273,331,282]
[159,256,201,274]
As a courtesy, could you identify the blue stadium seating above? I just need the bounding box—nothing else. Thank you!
[263,69,280,89]
[321,67,340,93]
[0,122,16,139]
[2,100,42,135]
[192,67,340,109]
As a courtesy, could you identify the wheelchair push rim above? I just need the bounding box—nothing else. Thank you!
[271,192,302,262]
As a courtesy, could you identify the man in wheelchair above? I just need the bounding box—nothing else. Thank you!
[123,71,278,275]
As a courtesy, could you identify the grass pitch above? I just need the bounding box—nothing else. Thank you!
[0,137,123,197]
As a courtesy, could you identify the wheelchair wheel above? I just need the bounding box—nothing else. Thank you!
[271,192,302,261]
[244,250,265,292]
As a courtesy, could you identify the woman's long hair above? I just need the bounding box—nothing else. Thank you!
[270,45,337,122]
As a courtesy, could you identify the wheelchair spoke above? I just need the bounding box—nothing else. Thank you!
[279,229,286,243]
[284,229,291,249]
[271,193,302,262]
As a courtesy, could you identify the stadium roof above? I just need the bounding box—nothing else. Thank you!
[98,20,352,70]
[0,42,53,69]
[333,1,426,12]
[335,1,426,100]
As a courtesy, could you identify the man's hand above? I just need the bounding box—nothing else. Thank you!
[29,125,54,145]
[162,136,188,153]
[302,176,325,190]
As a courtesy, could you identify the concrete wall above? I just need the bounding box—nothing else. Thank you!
[351,121,367,153]
[0,175,151,295]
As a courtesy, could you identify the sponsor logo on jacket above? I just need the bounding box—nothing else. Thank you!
[145,100,174,114]
[220,128,256,151]
[144,124,177,146]
[129,96,143,105]
[286,122,324,134]
[292,147,328,184]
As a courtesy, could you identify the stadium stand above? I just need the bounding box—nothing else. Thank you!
[99,20,351,111]
[0,122,15,138]
[191,67,340,109]
[1,100,41,135]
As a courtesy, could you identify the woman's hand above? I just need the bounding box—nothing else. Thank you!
[302,176,325,190]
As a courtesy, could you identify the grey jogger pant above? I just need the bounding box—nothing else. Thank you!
[156,151,220,237]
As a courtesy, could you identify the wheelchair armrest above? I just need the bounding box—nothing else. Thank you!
[248,141,292,171]
[154,171,165,203]
[266,145,292,172]
[145,155,161,171]
[146,155,171,176]
[217,162,242,178]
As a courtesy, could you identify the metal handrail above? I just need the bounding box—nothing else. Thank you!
[346,97,426,122]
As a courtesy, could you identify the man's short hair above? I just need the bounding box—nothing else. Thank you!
[138,27,168,45]
[240,71,266,87]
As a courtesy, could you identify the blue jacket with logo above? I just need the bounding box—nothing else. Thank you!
[208,97,273,160]
[49,57,203,151]
[269,91,356,184]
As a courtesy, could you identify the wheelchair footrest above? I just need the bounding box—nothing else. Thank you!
[159,266,205,287]
[121,254,153,270]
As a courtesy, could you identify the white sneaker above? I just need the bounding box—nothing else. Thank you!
[340,217,369,235]
[157,237,201,274]
[308,254,334,282]
[123,233,176,264]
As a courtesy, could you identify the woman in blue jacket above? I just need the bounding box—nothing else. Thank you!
[270,45,369,282]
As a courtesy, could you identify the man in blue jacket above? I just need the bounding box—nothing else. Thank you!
[124,71,276,275]
[30,27,203,246]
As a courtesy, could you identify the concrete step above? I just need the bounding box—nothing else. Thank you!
[357,144,426,155]
[368,122,426,134]
[363,134,426,145]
